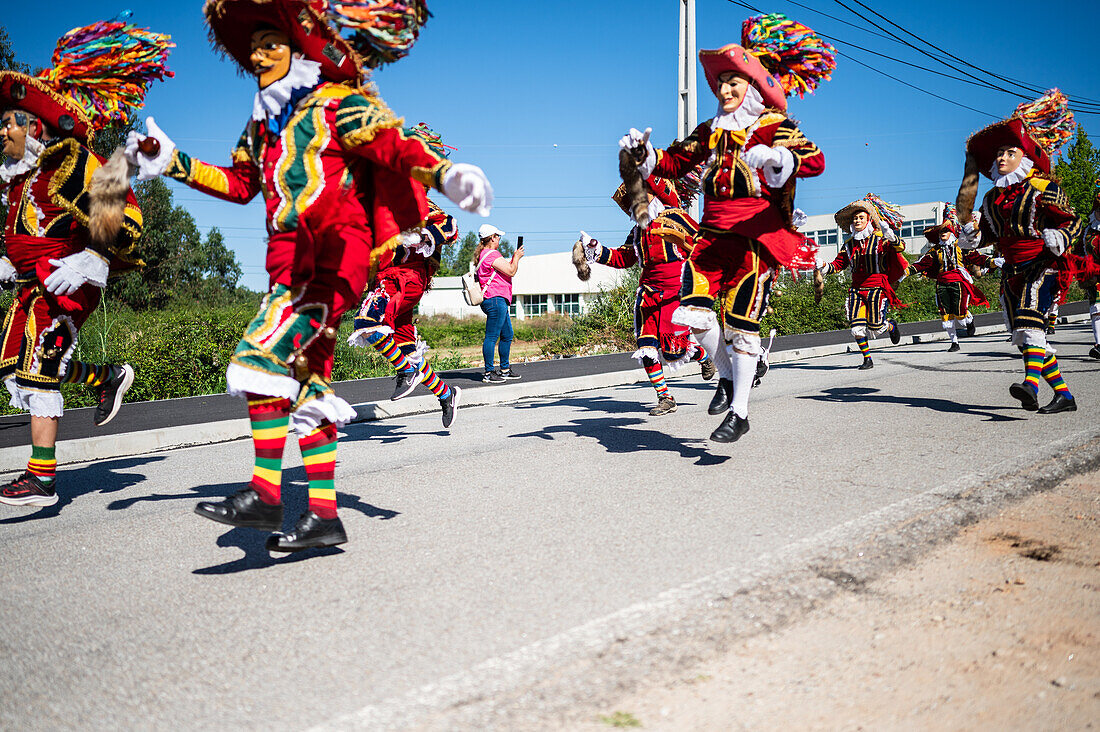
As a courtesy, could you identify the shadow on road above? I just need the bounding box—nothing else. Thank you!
[797,386,1026,422]
[511,413,729,466]
[0,454,167,524]
[192,527,346,574]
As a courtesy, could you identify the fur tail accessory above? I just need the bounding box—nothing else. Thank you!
[571,237,591,281]
[619,147,651,227]
[329,0,432,68]
[813,267,824,303]
[955,152,981,226]
[742,13,836,98]
[40,13,174,132]
[88,147,132,247]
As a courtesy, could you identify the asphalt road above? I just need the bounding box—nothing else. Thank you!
[1,322,1097,730]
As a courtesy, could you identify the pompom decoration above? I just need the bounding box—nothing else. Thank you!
[406,122,454,158]
[741,13,836,98]
[330,0,431,68]
[39,13,174,131]
[942,202,958,229]
[1014,89,1075,156]
[788,234,819,272]
[862,193,904,231]
[674,159,706,208]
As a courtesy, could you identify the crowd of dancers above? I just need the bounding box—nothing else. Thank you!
[0,3,1095,553]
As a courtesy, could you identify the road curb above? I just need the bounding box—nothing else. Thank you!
[0,312,1089,471]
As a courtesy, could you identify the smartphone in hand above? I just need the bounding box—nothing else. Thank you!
[517,236,524,249]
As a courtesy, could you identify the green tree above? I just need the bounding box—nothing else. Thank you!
[1054,127,1099,219]
[0,27,30,74]
[438,231,478,276]
[109,178,243,309]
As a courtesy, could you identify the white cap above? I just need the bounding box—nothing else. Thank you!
[478,224,505,239]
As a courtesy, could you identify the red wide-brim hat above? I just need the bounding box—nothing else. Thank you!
[204,0,362,84]
[0,72,92,141]
[923,220,958,243]
[699,44,787,112]
[966,117,1051,178]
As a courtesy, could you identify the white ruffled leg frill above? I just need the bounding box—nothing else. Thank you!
[5,375,64,418]
[1091,302,1100,345]
[289,392,357,437]
[346,324,393,348]
[225,363,302,401]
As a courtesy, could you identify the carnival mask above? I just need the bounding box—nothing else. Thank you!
[716,72,751,113]
[995,146,1025,176]
[250,28,293,89]
[0,110,29,161]
[851,210,871,232]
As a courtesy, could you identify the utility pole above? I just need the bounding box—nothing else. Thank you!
[678,0,698,218]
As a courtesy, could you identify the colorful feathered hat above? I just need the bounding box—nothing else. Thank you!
[700,13,836,113]
[923,203,959,243]
[835,193,903,233]
[203,0,430,84]
[966,90,1075,177]
[0,17,173,142]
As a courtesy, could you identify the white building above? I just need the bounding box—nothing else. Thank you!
[418,251,627,320]
[802,200,947,265]
[419,201,949,319]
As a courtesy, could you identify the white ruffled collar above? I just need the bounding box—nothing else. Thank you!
[938,233,958,247]
[991,156,1034,188]
[0,135,44,185]
[252,56,323,122]
[851,222,875,240]
[711,85,765,133]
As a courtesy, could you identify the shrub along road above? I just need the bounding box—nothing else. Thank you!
[0,323,1097,729]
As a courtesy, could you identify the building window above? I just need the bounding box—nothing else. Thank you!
[807,228,840,248]
[524,294,549,316]
[900,218,937,239]
[556,294,581,316]
[508,301,517,318]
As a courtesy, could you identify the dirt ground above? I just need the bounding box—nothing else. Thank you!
[577,469,1100,731]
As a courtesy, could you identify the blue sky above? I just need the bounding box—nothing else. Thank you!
[6,1,1099,290]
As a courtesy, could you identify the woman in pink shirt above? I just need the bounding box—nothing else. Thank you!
[474,224,524,382]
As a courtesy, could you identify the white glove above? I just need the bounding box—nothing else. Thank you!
[43,250,109,296]
[442,163,493,216]
[579,230,600,262]
[1041,229,1066,256]
[0,256,16,284]
[123,116,176,181]
[991,257,1005,268]
[880,223,897,242]
[618,127,656,178]
[740,144,781,170]
[959,221,980,248]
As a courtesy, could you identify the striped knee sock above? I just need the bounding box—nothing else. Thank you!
[856,337,870,357]
[61,361,120,387]
[300,422,338,520]
[1040,354,1072,397]
[247,395,291,505]
[692,344,710,362]
[1022,347,1044,394]
[27,444,56,484]
[643,359,670,399]
[417,361,452,401]
[370,332,416,375]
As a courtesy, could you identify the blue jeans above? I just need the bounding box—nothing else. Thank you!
[480,296,513,372]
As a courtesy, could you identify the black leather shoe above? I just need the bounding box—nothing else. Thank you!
[965,320,976,337]
[710,412,749,443]
[1009,382,1039,411]
[1038,393,1077,414]
[858,357,874,370]
[707,378,733,415]
[888,320,901,345]
[947,342,960,352]
[266,511,347,552]
[195,488,283,531]
[441,386,460,429]
[1090,346,1100,360]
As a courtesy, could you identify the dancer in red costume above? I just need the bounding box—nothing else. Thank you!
[0,19,171,508]
[619,13,834,442]
[126,1,492,551]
